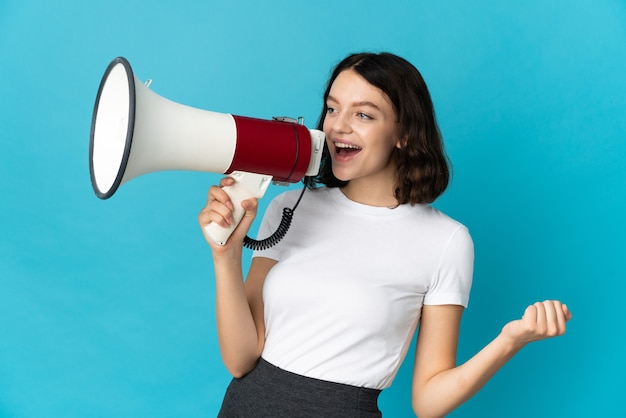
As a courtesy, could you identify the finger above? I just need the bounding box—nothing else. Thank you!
[198,204,232,229]
[551,300,572,334]
[199,190,235,227]
[562,303,572,321]
[533,302,547,333]
[551,301,567,335]
[542,300,560,336]
[521,304,537,331]
[219,176,236,187]
[207,185,234,211]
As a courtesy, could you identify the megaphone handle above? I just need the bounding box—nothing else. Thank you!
[204,171,272,246]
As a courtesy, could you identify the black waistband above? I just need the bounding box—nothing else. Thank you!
[218,357,382,417]
[258,357,381,410]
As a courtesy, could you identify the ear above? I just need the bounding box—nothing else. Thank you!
[395,135,407,149]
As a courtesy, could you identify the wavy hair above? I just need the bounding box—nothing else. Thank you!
[305,52,450,204]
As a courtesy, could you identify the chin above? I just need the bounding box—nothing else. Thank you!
[331,168,352,182]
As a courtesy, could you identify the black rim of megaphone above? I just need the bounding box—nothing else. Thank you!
[89,56,136,199]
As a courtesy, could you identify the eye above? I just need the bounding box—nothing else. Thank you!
[326,106,337,115]
[356,112,372,120]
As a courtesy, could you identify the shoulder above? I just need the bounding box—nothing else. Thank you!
[268,186,330,209]
[422,205,466,226]
[434,209,472,248]
[394,205,474,266]
[406,204,471,238]
[272,186,326,202]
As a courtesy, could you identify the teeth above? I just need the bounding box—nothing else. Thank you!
[335,142,361,150]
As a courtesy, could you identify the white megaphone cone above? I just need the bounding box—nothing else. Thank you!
[89,57,324,245]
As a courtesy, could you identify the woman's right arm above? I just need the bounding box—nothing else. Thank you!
[198,177,276,377]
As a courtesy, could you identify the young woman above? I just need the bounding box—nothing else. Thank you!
[198,52,572,418]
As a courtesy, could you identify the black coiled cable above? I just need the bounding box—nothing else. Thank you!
[243,184,307,251]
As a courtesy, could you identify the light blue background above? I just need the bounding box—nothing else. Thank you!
[1,0,625,417]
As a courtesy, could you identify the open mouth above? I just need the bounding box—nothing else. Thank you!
[334,142,362,155]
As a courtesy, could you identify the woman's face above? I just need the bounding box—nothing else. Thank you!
[323,69,401,185]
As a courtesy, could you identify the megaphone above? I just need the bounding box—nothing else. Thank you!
[89,57,324,245]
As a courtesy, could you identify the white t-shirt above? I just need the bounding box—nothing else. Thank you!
[252,187,474,389]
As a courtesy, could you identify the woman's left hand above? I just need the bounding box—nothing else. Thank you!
[501,300,572,346]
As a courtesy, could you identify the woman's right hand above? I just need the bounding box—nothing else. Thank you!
[198,177,267,377]
[198,176,259,255]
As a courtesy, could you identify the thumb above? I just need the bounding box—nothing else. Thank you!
[235,198,258,233]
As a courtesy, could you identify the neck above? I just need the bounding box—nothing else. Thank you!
[340,179,399,207]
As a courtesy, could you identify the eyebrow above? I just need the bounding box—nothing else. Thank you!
[326,95,383,111]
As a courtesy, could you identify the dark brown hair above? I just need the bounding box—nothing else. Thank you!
[306,52,450,204]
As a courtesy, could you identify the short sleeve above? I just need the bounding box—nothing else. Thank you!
[424,225,474,308]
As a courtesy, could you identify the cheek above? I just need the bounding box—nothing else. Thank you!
[322,118,332,136]
[371,127,401,153]
[384,126,403,151]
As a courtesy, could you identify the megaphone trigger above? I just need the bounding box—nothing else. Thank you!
[203,171,272,246]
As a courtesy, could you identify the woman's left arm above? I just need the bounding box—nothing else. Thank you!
[411,300,572,418]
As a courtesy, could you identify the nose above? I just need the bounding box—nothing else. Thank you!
[325,110,352,135]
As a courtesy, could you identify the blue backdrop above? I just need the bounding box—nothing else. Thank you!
[1,0,624,417]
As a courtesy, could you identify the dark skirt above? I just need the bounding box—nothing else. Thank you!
[217,358,383,418]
